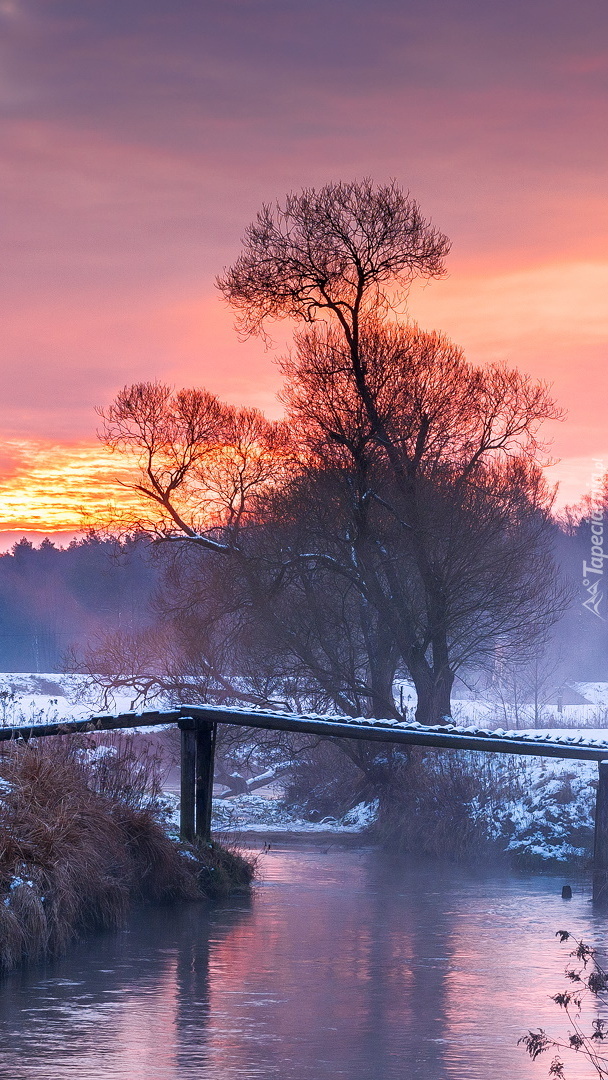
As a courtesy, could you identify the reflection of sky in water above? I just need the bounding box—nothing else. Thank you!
[0,845,603,1079]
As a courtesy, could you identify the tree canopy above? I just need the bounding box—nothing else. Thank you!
[97,179,567,723]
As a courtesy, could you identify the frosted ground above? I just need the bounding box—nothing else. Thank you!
[1,673,607,864]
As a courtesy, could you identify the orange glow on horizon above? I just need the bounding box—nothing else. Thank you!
[1,1,608,543]
[2,258,608,538]
[0,440,144,533]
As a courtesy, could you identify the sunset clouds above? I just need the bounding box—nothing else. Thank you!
[0,0,607,532]
[0,439,143,521]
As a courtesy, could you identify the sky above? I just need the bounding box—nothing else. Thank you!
[0,0,607,545]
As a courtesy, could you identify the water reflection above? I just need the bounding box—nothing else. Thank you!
[0,844,603,1079]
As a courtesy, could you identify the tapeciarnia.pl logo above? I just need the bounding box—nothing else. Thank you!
[582,459,605,620]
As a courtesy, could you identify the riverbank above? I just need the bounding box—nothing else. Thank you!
[208,753,598,870]
[0,738,254,973]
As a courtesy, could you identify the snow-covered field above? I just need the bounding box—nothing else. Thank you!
[3,672,608,732]
[0,672,139,727]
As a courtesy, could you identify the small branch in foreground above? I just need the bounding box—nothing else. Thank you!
[520,931,608,1078]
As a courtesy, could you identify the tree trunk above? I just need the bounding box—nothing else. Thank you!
[408,653,454,725]
[368,664,400,720]
[429,673,454,723]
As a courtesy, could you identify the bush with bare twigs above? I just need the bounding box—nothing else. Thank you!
[520,931,608,1078]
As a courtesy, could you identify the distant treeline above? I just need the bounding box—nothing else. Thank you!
[0,522,605,684]
[0,536,158,672]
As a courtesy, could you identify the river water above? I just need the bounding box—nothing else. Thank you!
[0,842,604,1080]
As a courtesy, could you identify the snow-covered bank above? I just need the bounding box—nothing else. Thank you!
[207,756,599,868]
[211,794,379,835]
[479,756,596,866]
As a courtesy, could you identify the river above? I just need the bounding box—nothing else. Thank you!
[0,842,603,1079]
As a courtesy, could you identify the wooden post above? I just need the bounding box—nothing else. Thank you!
[593,760,608,901]
[179,719,196,843]
[195,721,217,843]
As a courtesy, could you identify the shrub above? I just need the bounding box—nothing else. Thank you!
[0,736,253,971]
[367,748,522,859]
[281,741,364,821]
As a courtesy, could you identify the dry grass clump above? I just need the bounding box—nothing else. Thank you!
[195,838,256,899]
[370,747,521,860]
[0,736,252,972]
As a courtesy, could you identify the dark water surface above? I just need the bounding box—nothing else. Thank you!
[0,843,603,1080]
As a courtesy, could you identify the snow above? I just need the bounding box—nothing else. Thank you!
[2,673,608,758]
[156,793,380,836]
[9,876,34,890]
[0,671,607,737]
[0,672,141,727]
[211,793,372,833]
[478,756,597,864]
[4,876,37,904]
[573,682,608,707]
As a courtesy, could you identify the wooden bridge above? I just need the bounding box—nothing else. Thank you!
[4,703,608,899]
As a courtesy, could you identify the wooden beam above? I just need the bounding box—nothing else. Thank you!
[195,721,217,843]
[594,760,608,902]
[173,705,608,763]
[3,703,608,764]
[179,720,196,843]
[0,709,181,742]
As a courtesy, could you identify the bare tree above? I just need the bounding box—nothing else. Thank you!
[488,646,566,728]
[96,330,566,724]
[97,379,399,720]
[100,382,292,549]
[270,319,567,722]
[95,181,567,726]
[217,179,450,343]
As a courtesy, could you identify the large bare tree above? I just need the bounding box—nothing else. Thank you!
[266,319,565,721]
[217,178,450,343]
[95,180,567,725]
[214,179,567,721]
